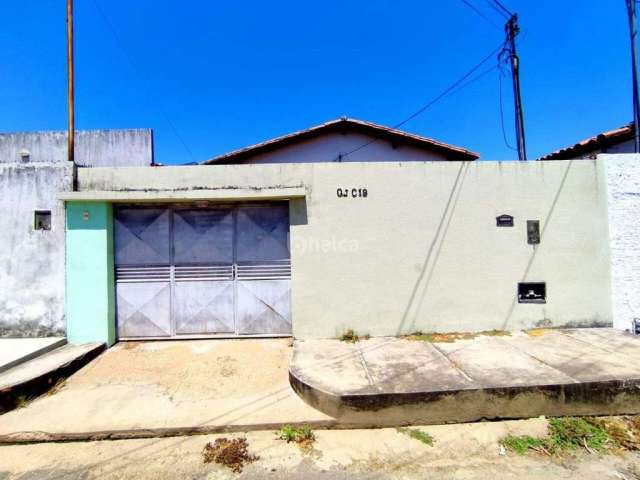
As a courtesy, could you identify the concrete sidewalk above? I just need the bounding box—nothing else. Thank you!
[0,339,333,443]
[290,328,640,424]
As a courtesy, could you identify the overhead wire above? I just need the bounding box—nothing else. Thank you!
[490,0,514,18]
[484,0,511,20]
[459,0,502,30]
[337,40,507,160]
[91,0,197,162]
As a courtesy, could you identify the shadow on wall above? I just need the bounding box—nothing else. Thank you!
[499,160,573,330]
[395,161,470,335]
[393,160,578,334]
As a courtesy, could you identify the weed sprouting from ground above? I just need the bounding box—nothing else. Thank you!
[403,330,511,343]
[396,427,434,446]
[340,329,370,343]
[277,424,316,451]
[502,435,546,454]
[14,395,30,409]
[202,437,258,473]
[501,417,619,456]
[46,378,67,397]
[590,416,640,451]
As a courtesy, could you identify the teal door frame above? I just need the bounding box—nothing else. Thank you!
[65,201,116,346]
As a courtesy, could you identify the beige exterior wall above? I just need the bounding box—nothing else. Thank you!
[78,159,612,338]
[210,131,451,164]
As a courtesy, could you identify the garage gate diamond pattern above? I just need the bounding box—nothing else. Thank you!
[114,204,291,338]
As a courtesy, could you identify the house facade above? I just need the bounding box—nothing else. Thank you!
[5,119,640,346]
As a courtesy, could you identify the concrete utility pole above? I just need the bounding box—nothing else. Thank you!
[505,14,527,161]
[67,0,75,164]
[626,0,640,152]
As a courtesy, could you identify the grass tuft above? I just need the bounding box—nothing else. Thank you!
[277,424,316,451]
[340,329,370,343]
[403,330,511,343]
[501,417,615,456]
[396,427,434,446]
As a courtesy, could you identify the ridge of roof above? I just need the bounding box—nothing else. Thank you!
[202,117,479,164]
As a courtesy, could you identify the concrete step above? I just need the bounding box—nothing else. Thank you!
[0,342,105,413]
[0,338,67,374]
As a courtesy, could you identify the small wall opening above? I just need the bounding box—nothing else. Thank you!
[518,282,546,304]
[34,210,52,231]
[527,220,540,244]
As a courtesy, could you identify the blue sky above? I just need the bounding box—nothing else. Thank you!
[0,1,632,163]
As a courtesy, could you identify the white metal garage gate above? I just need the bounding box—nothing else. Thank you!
[113,203,292,339]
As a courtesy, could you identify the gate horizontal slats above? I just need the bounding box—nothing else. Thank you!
[174,265,234,281]
[236,261,291,280]
[116,266,171,282]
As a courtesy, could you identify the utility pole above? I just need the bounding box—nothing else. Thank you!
[505,14,527,161]
[626,0,640,152]
[67,0,75,165]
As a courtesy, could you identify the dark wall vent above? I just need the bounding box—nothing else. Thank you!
[518,282,546,304]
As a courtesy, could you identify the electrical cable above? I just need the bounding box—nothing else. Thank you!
[460,0,502,30]
[337,41,507,160]
[91,0,197,162]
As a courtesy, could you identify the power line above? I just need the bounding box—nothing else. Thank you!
[459,0,502,30]
[490,0,513,18]
[91,0,197,162]
[484,0,510,20]
[337,41,507,160]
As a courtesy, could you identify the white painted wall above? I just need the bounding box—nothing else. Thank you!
[0,129,153,167]
[80,159,613,338]
[603,154,640,331]
[0,129,154,337]
[0,163,72,336]
[213,131,452,164]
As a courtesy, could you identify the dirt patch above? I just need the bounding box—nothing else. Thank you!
[340,330,370,343]
[202,437,259,473]
[526,329,552,337]
[403,330,511,343]
[72,339,291,399]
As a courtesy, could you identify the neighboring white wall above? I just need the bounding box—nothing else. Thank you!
[0,128,154,337]
[80,159,612,338]
[215,131,451,164]
[603,153,640,331]
[0,162,72,336]
[0,129,154,167]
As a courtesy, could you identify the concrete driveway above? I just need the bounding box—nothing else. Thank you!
[0,339,332,441]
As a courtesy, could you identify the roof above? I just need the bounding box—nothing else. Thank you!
[202,117,479,164]
[539,123,634,160]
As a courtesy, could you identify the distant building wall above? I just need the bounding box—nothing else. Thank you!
[212,131,450,164]
[603,153,640,331]
[0,129,153,167]
[0,128,154,337]
[78,159,612,339]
